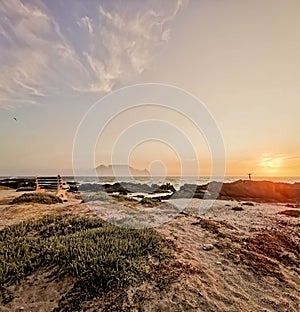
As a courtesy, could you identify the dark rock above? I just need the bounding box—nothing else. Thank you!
[219,180,299,203]
[174,180,300,203]
[173,184,205,199]
[232,206,244,211]
[103,183,128,194]
[140,197,160,207]
[66,181,79,192]
[78,183,104,192]
[285,203,296,208]
[242,202,255,206]
[202,244,214,251]
[279,210,300,217]
[101,182,175,195]
[0,178,35,189]
[156,183,176,193]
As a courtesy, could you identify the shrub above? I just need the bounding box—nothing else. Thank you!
[11,193,62,204]
[140,197,160,207]
[81,191,111,203]
[111,194,137,203]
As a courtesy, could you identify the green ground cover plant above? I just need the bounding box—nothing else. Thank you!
[0,215,170,310]
[11,193,62,204]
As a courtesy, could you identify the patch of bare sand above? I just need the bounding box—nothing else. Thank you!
[0,191,299,311]
[0,190,90,229]
[135,199,299,311]
[1,269,74,312]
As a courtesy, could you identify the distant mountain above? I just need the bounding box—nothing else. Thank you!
[96,164,150,177]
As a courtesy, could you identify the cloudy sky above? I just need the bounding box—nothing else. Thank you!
[0,0,299,177]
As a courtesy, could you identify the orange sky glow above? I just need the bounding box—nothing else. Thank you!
[0,0,299,178]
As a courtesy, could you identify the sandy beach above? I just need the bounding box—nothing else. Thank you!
[0,188,299,311]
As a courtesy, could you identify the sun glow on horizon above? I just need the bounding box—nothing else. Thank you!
[259,154,300,177]
[261,155,281,168]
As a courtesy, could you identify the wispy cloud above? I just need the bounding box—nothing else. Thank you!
[78,16,93,35]
[0,0,187,109]
[0,0,81,108]
[75,0,188,92]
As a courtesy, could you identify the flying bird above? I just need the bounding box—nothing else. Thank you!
[13,117,17,122]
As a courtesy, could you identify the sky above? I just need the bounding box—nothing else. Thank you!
[0,0,299,178]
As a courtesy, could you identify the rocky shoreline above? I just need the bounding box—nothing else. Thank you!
[174,180,300,204]
[0,178,299,204]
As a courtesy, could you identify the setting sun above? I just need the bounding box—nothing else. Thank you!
[260,155,282,174]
